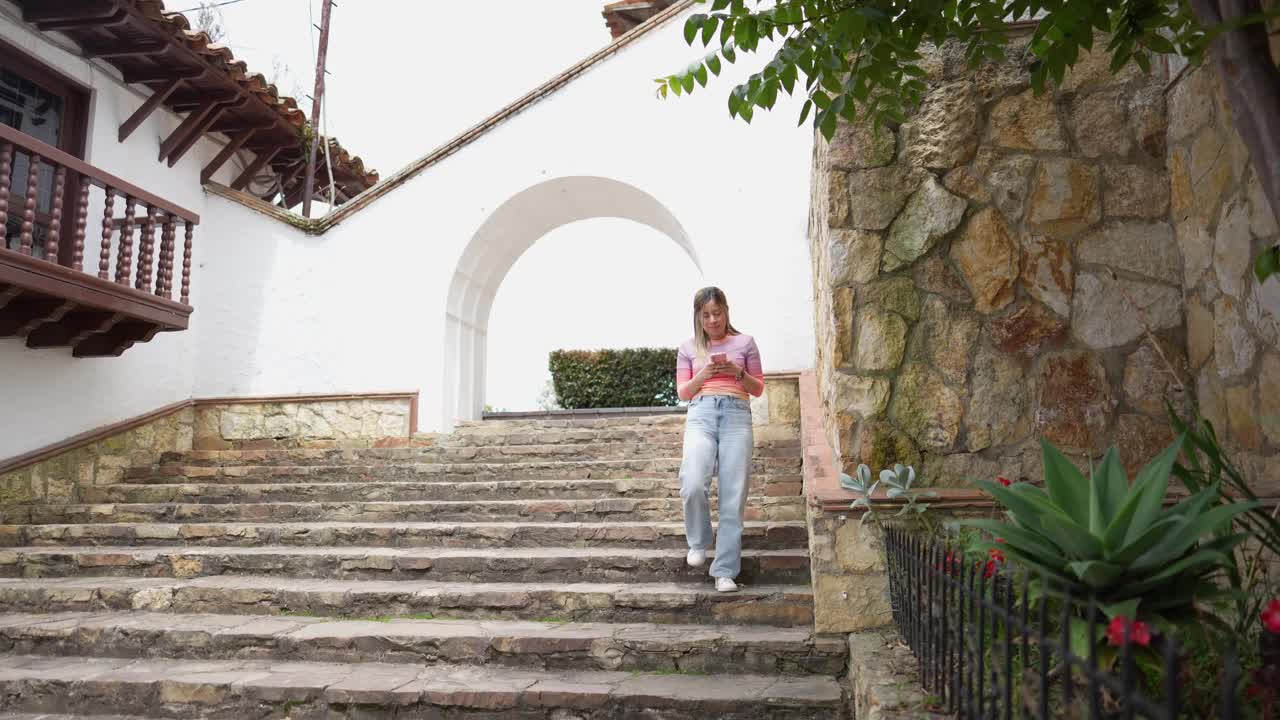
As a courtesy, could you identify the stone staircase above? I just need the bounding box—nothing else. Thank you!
[0,413,848,718]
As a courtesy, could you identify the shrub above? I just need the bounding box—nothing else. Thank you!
[548,348,679,409]
[963,436,1258,615]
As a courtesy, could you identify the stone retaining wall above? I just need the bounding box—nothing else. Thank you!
[1167,51,1280,492]
[0,408,195,505]
[810,34,1280,490]
[193,396,416,451]
[0,393,421,508]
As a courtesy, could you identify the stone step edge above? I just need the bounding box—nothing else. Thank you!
[0,607,849,671]
[0,576,816,626]
[96,477,802,490]
[0,654,844,713]
[2,545,809,561]
[0,575,813,597]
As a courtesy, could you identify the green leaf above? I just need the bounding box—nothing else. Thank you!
[685,16,702,45]
[1067,559,1125,587]
[1255,246,1280,282]
[707,54,722,76]
[1133,500,1261,570]
[1108,516,1179,565]
[1092,447,1127,529]
[1041,439,1089,524]
[1117,435,1183,546]
[701,16,719,45]
[1135,51,1151,74]
[956,519,1059,558]
[1126,549,1230,595]
[797,99,813,126]
[694,63,709,87]
[818,108,837,139]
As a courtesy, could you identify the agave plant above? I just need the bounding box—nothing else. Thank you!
[964,435,1258,613]
[840,463,936,525]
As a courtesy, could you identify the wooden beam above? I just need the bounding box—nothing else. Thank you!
[35,8,129,30]
[167,98,248,167]
[83,39,166,58]
[75,321,160,358]
[230,147,282,191]
[23,1,118,24]
[123,65,205,85]
[157,98,221,162]
[26,310,121,349]
[0,297,74,338]
[201,128,256,184]
[119,78,183,143]
[208,117,275,134]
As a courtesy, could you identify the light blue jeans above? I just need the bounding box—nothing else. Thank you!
[679,394,753,579]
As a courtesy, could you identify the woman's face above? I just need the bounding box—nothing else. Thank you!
[699,300,727,340]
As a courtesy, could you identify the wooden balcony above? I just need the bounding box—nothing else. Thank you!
[0,124,198,357]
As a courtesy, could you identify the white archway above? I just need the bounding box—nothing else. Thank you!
[443,176,702,429]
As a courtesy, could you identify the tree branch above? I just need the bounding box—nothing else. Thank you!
[1190,0,1280,265]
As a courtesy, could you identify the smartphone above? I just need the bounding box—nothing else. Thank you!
[710,352,728,365]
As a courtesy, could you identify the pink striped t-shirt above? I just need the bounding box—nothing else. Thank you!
[675,333,764,400]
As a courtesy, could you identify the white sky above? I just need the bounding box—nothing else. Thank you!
[182,1,704,411]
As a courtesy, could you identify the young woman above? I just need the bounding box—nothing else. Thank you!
[674,287,764,592]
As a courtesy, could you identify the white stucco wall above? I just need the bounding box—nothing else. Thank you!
[193,8,817,432]
[2,5,817,458]
[0,2,271,459]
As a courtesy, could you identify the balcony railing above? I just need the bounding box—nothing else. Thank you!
[0,123,199,357]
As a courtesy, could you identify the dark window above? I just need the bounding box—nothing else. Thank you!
[0,43,86,261]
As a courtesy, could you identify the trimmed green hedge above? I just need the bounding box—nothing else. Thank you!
[548,348,679,409]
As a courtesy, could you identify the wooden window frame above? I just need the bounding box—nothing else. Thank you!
[0,39,89,265]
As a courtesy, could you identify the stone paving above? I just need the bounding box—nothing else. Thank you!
[0,415,846,718]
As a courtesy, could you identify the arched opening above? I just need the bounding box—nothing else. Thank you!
[443,176,702,429]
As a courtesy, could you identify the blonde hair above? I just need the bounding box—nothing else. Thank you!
[692,286,740,360]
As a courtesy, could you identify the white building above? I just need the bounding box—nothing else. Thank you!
[0,0,816,461]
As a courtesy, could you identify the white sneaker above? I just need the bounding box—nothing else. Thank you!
[686,548,706,568]
[715,577,738,593]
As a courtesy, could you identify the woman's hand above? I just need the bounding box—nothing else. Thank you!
[717,360,745,379]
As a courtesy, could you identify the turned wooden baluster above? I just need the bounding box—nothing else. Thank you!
[180,221,194,305]
[115,195,136,284]
[18,154,40,256]
[98,187,116,279]
[0,143,11,236]
[156,215,175,298]
[45,166,65,264]
[72,176,89,270]
[136,207,157,291]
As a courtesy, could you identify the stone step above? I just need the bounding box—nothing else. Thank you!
[0,611,847,675]
[2,520,808,551]
[0,546,812,585]
[0,576,816,627]
[126,458,803,485]
[0,715,162,720]
[14,496,807,526]
[429,442,797,463]
[0,654,844,718]
[83,476,804,504]
[455,413,689,431]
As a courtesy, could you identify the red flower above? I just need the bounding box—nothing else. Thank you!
[1262,599,1280,634]
[1105,616,1152,647]
[988,547,1006,563]
[995,537,1007,544]
[997,477,1012,487]
[983,559,998,579]
[938,551,961,577]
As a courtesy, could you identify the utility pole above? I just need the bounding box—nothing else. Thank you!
[301,0,333,218]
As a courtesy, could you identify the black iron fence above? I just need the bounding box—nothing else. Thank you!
[883,527,1246,719]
